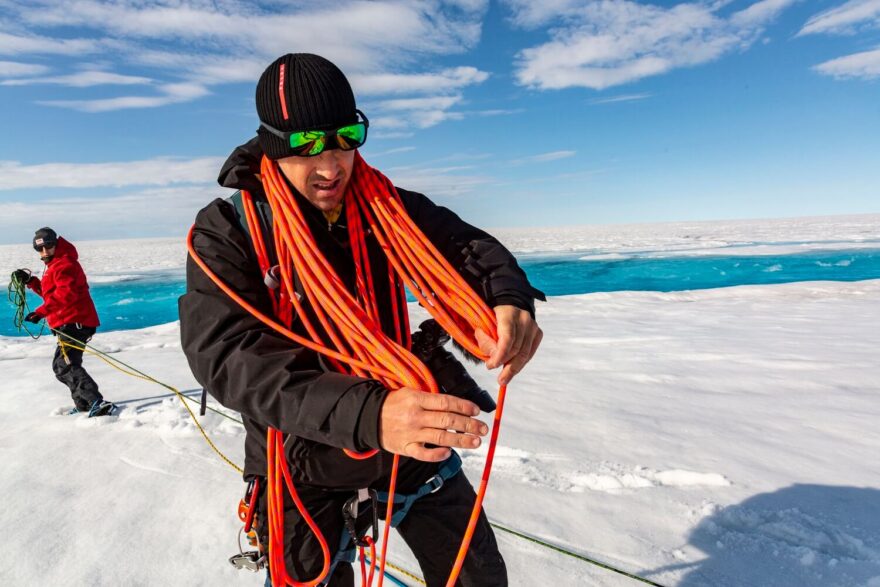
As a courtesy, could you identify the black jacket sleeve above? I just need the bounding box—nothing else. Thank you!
[178,198,386,452]
[398,188,546,316]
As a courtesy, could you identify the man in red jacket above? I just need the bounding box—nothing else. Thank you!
[14,227,116,417]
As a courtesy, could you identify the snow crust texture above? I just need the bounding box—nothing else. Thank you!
[1,223,879,585]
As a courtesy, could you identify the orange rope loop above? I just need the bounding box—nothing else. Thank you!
[187,152,506,587]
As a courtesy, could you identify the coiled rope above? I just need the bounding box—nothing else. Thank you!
[188,152,505,587]
[7,270,45,338]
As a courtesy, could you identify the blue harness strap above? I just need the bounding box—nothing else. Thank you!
[377,451,463,527]
[316,531,358,587]
[316,453,462,586]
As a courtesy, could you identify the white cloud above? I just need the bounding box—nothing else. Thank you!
[0,185,223,241]
[19,1,486,59]
[1,70,153,87]
[384,164,491,197]
[444,0,490,12]
[0,156,224,190]
[504,0,583,28]
[511,150,576,165]
[469,108,524,116]
[799,0,880,36]
[368,146,417,157]
[0,60,49,77]
[814,46,880,79]
[507,0,798,90]
[731,0,798,28]
[21,1,254,40]
[370,94,471,131]
[38,82,210,112]
[589,93,652,104]
[372,110,465,130]
[372,131,416,139]
[184,56,267,84]
[0,31,102,55]
[12,1,487,77]
[3,1,491,116]
[351,67,489,95]
[378,95,463,111]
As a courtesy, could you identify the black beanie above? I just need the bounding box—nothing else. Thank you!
[255,53,358,160]
[33,227,58,249]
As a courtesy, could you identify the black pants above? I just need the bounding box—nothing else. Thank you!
[264,457,506,587]
[53,324,103,411]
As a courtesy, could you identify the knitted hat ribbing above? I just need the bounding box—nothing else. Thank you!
[255,53,357,160]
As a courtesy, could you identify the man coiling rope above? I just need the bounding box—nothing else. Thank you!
[180,53,545,587]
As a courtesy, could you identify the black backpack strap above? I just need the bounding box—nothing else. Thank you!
[230,190,307,301]
[228,190,250,237]
[207,190,280,418]
[228,190,278,267]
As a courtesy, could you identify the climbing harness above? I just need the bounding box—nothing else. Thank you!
[377,452,462,528]
[188,152,506,587]
[297,451,463,586]
[230,477,268,572]
[343,489,380,549]
[337,489,380,587]
[240,477,262,534]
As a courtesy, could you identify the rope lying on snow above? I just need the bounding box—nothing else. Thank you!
[54,329,244,475]
[489,520,668,587]
[6,273,244,472]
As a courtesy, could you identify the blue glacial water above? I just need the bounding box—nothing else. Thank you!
[523,248,880,296]
[4,248,880,336]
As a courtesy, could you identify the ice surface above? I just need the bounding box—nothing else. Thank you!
[3,213,878,286]
[1,217,879,585]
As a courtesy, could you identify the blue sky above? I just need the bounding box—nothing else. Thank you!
[0,0,878,244]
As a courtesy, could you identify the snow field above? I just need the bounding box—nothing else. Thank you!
[1,279,878,585]
[1,214,879,585]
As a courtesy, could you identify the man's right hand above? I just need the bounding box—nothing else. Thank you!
[379,387,488,462]
[13,269,31,284]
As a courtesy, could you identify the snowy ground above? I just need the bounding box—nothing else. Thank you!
[1,279,878,586]
[3,213,879,286]
[1,214,879,586]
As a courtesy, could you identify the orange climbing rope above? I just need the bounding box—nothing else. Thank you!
[187,151,504,587]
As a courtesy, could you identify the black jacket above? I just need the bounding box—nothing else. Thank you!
[179,138,545,485]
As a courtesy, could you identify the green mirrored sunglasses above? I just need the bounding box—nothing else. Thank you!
[260,110,369,157]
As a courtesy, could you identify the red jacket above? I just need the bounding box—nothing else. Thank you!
[27,237,100,329]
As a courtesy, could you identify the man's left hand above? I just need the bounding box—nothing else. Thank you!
[475,305,543,386]
[24,312,41,324]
